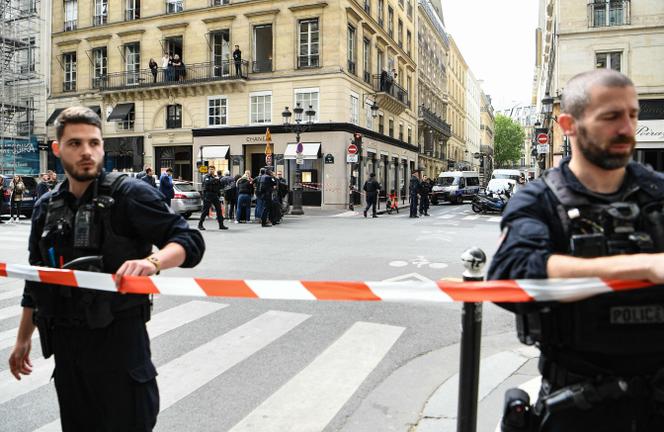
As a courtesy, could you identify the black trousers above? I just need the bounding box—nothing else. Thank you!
[261,196,272,225]
[200,195,224,226]
[419,194,430,214]
[365,194,377,216]
[409,194,419,217]
[235,61,241,76]
[52,314,159,432]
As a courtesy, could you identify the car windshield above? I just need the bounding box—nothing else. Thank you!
[493,174,520,181]
[436,177,458,186]
[174,182,196,192]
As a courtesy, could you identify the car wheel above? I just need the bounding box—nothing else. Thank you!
[183,212,192,219]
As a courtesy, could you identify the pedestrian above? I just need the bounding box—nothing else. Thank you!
[488,69,664,431]
[162,52,170,81]
[159,167,174,205]
[387,189,399,214]
[198,166,228,231]
[8,106,205,432]
[172,54,184,81]
[35,172,51,201]
[276,171,289,215]
[409,169,421,218]
[220,170,236,222]
[236,171,253,223]
[258,167,277,227]
[9,175,24,223]
[419,175,431,216]
[149,58,158,83]
[47,170,58,189]
[362,173,381,218]
[141,167,156,188]
[254,168,266,222]
[233,44,242,76]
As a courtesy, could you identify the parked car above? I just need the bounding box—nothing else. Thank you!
[1,175,38,219]
[430,171,481,204]
[170,181,202,219]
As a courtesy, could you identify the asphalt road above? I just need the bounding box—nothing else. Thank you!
[0,203,520,432]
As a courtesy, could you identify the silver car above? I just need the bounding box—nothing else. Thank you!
[170,181,202,219]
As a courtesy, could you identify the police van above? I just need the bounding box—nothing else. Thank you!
[431,171,481,205]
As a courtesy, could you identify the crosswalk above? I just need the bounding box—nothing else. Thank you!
[331,206,502,224]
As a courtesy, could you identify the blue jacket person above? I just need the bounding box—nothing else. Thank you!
[8,107,205,432]
[489,70,664,431]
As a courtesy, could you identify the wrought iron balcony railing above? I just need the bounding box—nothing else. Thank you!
[63,20,77,31]
[92,60,248,91]
[125,8,140,20]
[373,73,409,106]
[252,59,272,73]
[297,55,319,69]
[418,105,451,136]
[588,0,630,27]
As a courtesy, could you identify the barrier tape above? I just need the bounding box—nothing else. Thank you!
[0,263,656,303]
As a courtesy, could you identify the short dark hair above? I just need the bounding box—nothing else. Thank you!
[166,167,173,173]
[55,106,102,141]
[561,69,634,119]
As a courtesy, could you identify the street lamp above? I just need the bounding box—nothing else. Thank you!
[282,102,316,215]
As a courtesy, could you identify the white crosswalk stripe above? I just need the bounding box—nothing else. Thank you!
[0,304,22,321]
[0,287,23,301]
[229,321,404,432]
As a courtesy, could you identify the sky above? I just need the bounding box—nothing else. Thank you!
[440,0,540,111]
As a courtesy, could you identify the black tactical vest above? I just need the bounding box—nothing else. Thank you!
[30,172,151,329]
[517,169,664,374]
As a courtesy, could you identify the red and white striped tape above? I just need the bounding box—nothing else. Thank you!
[0,263,656,303]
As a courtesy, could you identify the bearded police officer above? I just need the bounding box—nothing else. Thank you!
[8,107,205,432]
[198,165,228,230]
[489,69,664,431]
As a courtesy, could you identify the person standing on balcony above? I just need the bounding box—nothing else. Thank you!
[162,53,170,81]
[233,45,242,77]
[149,58,158,83]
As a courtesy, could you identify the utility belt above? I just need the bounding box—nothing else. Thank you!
[34,301,151,359]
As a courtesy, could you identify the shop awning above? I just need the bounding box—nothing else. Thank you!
[45,108,65,126]
[88,105,102,119]
[283,143,321,160]
[107,103,135,122]
[199,145,230,159]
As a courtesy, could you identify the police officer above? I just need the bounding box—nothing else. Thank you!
[409,169,422,218]
[8,107,205,432]
[258,167,277,227]
[199,165,228,230]
[419,175,432,216]
[362,173,381,218]
[489,69,664,431]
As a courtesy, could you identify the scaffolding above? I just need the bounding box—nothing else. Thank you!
[0,0,44,176]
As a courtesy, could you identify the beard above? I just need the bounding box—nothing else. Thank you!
[576,124,636,170]
[61,157,103,182]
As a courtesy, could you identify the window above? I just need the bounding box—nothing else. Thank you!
[399,123,404,141]
[166,0,183,14]
[63,52,76,91]
[125,0,140,20]
[406,30,411,56]
[407,0,413,18]
[398,0,404,7]
[124,42,140,85]
[364,0,370,15]
[91,47,107,88]
[211,30,230,76]
[166,104,182,129]
[388,119,394,137]
[590,0,628,27]
[387,6,394,38]
[93,0,107,25]
[250,92,272,124]
[253,24,273,72]
[378,113,384,134]
[363,38,371,84]
[208,97,228,126]
[397,19,403,48]
[347,25,356,75]
[407,127,412,144]
[596,51,621,72]
[377,0,384,26]
[64,0,77,31]
[18,37,36,74]
[350,93,359,125]
[295,88,319,122]
[298,19,319,68]
[117,110,135,130]
[377,48,383,74]
[365,101,374,129]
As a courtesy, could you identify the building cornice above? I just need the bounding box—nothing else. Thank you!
[558,25,664,38]
[288,2,328,13]
[244,9,280,18]
[157,23,189,31]
[117,29,146,38]
[202,15,236,24]
[55,38,81,47]
[85,34,112,43]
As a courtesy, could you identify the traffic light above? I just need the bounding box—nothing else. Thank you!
[353,132,362,147]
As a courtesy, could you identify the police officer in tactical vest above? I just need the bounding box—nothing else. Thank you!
[8,107,205,432]
[489,69,664,431]
[409,168,422,218]
[198,165,228,230]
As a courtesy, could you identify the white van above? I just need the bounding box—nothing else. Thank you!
[486,169,522,194]
[431,171,481,204]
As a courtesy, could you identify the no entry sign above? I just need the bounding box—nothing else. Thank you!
[347,144,358,155]
[537,133,549,145]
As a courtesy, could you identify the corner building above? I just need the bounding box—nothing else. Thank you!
[47,0,420,208]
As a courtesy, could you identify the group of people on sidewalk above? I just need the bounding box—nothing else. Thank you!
[361,169,434,218]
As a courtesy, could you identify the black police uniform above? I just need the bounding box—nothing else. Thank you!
[21,171,205,432]
[419,179,431,216]
[199,173,227,230]
[409,175,421,218]
[489,159,664,431]
[259,174,276,226]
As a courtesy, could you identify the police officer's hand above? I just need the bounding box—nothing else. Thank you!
[115,259,159,289]
[8,341,32,380]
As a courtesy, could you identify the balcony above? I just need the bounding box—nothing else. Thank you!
[64,20,77,31]
[588,0,630,27]
[418,105,451,138]
[93,14,107,26]
[363,71,371,84]
[297,55,319,69]
[125,8,140,20]
[372,73,408,114]
[252,59,272,73]
[92,60,248,95]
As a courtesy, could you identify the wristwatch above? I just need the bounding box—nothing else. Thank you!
[145,255,161,274]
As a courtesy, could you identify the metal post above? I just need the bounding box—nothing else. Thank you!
[349,161,355,211]
[456,247,487,432]
[291,131,304,215]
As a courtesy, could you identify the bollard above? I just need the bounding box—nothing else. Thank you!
[456,247,487,432]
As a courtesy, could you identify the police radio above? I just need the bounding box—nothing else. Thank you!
[73,195,114,250]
